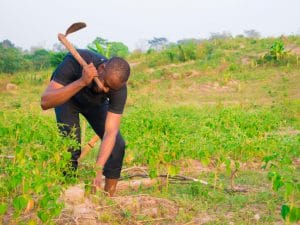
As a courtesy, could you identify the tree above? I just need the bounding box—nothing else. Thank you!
[148,37,168,50]
[177,41,197,62]
[109,42,129,58]
[0,39,15,48]
[244,29,260,38]
[87,37,129,58]
[209,31,232,40]
[0,40,29,73]
[177,38,201,45]
[28,49,52,70]
[50,51,67,67]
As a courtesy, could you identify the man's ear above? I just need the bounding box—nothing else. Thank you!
[97,63,106,74]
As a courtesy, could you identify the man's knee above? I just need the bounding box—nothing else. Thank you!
[116,134,125,151]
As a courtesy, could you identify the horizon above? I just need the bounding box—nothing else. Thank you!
[1,32,299,52]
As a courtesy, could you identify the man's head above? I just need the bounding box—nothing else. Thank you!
[97,57,130,92]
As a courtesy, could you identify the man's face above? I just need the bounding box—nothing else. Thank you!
[96,64,125,93]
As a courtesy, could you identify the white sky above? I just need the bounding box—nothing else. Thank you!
[1,0,300,51]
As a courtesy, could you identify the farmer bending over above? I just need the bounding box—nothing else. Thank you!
[41,49,130,196]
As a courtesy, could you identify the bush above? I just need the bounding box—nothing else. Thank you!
[0,111,78,223]
[50,51,67,67]
[0,45,28,73]
[257,39,298,66]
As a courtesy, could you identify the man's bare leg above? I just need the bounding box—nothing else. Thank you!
[104,178,118,197]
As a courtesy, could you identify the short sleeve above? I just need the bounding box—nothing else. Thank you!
[107,85,127,114]
[50,55,80,85]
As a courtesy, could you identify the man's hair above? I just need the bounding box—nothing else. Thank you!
[105,57,130,83]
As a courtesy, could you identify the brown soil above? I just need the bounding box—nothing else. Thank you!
[187,213,216,224]
[188,80,240,94]
[286,44,300,56]
[177,159,212,177]
[0,81,18,93]
[56,184,178,225]
[114,195,178,223]
[265,127,300,136]
[241,57,251,65]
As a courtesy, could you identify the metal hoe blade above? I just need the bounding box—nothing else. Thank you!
[65,22,86,36]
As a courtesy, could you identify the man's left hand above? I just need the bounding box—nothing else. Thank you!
[92,171,103,193]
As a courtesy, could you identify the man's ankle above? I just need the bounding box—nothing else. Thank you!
[104,178,118,197]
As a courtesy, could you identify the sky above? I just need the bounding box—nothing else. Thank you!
[1,0,300,51]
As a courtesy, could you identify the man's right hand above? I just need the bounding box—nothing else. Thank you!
[80,63,97,86]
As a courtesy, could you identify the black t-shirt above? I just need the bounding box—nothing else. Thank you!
[51,49,127,114]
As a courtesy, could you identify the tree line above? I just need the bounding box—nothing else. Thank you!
[0,38,130,74]
[0,29,261,74]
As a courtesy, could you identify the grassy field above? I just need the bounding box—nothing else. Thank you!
[0,36,299,224]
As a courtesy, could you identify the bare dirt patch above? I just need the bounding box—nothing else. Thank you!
[286,44,300,56]
[177,159,212,177]
[170,70,203,80]
[265,127,300,136]
[241,57,251,65]
[187,213,216,224]
[114,195,178,223]
[188,80,240,93]
[0,81,18,93]
[57,184,178,225]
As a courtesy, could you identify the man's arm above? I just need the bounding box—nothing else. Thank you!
[93,111,122,191]
[40,63,97,110]
[95,112,122,168]
[41,80,84,110]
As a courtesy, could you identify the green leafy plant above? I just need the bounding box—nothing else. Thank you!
[257,39,290,65]
[87,37,129,58]
[0,111,79,223]
[263,148,300,224]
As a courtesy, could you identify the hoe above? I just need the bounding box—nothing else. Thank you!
[57,22,105,90]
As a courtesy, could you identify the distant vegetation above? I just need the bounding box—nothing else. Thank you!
[1,31,299,74]
[0,37,130,74]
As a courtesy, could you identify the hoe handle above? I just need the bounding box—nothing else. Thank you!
[58,33,102,88]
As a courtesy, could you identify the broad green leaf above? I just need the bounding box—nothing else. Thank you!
[273,175,284,191]
[40,195,51,208]
[95,41,105,55]
[11,173,22,188]
[13,196,27,211]
[38,210,49,223]
[281,205,290,220]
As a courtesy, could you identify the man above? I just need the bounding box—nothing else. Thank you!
[41,49,130,196]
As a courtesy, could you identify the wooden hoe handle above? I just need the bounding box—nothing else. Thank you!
[58,33,102,88]
[78,135,100,162]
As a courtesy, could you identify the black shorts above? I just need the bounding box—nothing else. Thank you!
[54,100,125,179]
